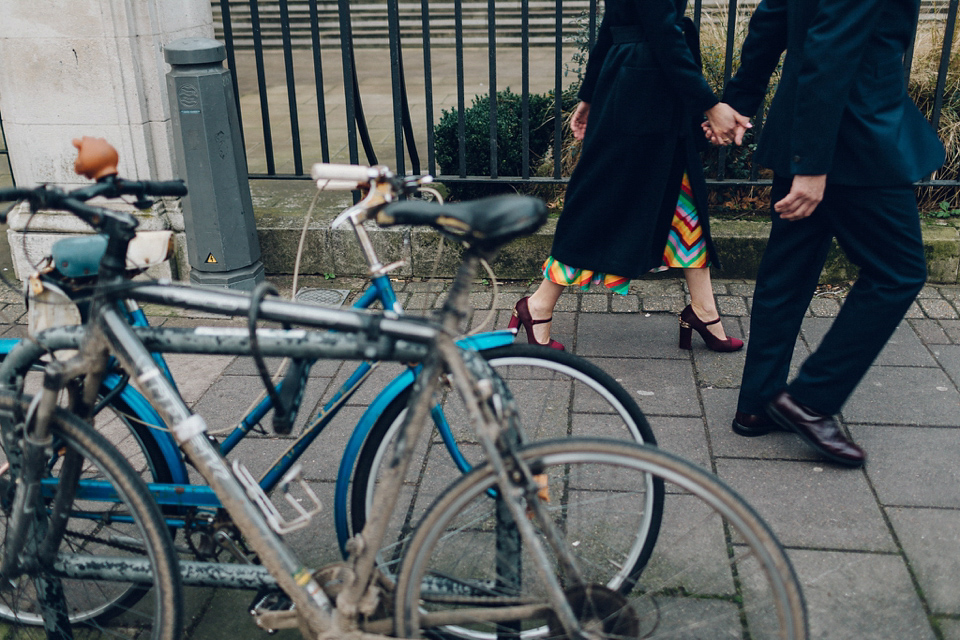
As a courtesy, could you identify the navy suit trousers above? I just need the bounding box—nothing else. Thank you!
[737,175,927,416]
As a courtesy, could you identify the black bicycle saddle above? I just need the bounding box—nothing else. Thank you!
[377,194,547,252]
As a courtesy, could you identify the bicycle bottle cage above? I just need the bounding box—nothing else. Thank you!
[233,461,322,535]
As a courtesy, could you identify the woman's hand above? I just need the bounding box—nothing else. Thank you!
[570,102,591,140]
[703,102,752,145]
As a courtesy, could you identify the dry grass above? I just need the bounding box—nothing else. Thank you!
[909,16,960,209]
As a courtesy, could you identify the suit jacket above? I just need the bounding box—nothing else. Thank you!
[724,0,945,186]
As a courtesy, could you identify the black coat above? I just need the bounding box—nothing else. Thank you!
[724,0,944,185]
[550,0,721,278]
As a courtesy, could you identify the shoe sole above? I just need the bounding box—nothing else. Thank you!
[766,405,865,468]
[731,419,775,437]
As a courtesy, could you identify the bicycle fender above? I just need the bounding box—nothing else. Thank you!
[332,329,515,552]
[105,373,190,484]
[456,330,515,351]
[334,367,417,552]
[0,339,20,355]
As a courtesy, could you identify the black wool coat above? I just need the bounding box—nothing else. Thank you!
[551,0,721,278]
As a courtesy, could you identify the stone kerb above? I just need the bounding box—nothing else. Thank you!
[250,180,960,284]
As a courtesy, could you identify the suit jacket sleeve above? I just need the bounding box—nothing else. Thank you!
[789,0,887,175]
[723,0,788,117]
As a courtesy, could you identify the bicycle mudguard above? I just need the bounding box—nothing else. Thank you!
[104,372,190,485]
[0,339,20,356]
[333,329,515,551]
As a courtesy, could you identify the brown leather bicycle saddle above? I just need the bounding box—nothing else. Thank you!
[376,195,547,252]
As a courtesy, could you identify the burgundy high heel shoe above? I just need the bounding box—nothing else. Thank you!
[508,297,565,351]
[678,304,744,352]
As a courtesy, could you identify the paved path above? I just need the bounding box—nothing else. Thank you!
[1,275,960,638]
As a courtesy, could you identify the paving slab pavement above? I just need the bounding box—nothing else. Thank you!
[0,274,959,638]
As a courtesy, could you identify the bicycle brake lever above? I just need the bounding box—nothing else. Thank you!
[133,196,154,210]
[0,202,16,224]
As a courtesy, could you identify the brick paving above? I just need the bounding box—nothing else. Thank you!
[1,276,960,638]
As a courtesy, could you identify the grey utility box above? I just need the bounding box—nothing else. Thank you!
[164,37,264,290]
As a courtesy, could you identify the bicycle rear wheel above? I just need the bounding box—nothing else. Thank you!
[349,344,664,585]
[395,438,807,640]
[0,391,183,639]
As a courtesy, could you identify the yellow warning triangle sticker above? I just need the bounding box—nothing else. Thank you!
[206,253,217,264]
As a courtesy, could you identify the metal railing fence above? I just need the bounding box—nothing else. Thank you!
[215,0,960,194]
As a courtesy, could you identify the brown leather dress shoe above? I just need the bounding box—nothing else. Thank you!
[766,391,866,467]
[731,411,780,437]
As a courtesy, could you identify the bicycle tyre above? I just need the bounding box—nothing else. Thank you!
[395,438,807,640]
[349,344,663,583]
[0,390,183,639]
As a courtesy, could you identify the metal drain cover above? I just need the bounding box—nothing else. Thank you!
[295,288,350,308]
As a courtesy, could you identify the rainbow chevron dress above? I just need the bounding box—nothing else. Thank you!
[542,172,709,295]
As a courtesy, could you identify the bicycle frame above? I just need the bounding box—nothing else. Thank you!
[0,246,515,553]
[0,168,596,638]
[13,267,587,638]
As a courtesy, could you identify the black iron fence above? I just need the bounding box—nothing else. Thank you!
[215,0,960,194]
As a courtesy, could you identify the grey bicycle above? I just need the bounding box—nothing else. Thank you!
[0,156,807,640]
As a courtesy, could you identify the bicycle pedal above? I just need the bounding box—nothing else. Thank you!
[232,461,322,535]
[249,590,293,615]
[252,609,299,633]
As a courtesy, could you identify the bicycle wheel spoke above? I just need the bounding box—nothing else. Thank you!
[396,439,806,640]
[0,391,182,639]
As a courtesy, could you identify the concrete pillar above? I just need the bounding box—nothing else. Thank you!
[0,0,214,280]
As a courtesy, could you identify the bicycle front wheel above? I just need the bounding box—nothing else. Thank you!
[349,344,664,583]
[0,391,183,639]
[395,438,807,640]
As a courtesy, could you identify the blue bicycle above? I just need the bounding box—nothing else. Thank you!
[0,160,661,627]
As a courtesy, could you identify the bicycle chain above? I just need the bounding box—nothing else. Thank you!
[60,526,149,556]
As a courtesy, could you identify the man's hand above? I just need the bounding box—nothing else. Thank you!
[570,102,590,140]
[703,103,752,146]
[774,174,827,220]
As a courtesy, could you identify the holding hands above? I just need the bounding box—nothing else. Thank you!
[702,102,752,146]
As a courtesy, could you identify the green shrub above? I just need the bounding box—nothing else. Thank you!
[434,88,576,200]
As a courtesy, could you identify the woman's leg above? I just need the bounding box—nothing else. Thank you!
[526,279,565,344]
[683,267,727,340]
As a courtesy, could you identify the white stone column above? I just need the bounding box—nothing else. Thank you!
[0,0,214,279]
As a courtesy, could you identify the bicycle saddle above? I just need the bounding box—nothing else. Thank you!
[376,195,547,252]
[50,230,175,278]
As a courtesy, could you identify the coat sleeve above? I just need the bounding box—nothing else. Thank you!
[635,0,718,114]
[578,14,613,103]
[789,0,887,175]
[722,0,788,118]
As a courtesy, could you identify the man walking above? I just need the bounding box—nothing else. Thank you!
[720,0,945,467]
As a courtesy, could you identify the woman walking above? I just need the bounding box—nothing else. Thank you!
[509,0,750,352]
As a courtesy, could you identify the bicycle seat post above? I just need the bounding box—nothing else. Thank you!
[437,249,483,335]
[345,211,383,275]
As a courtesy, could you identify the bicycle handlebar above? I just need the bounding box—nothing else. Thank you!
[311,162,432,196]
[310,163,378,188]
[0,176,187,227]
